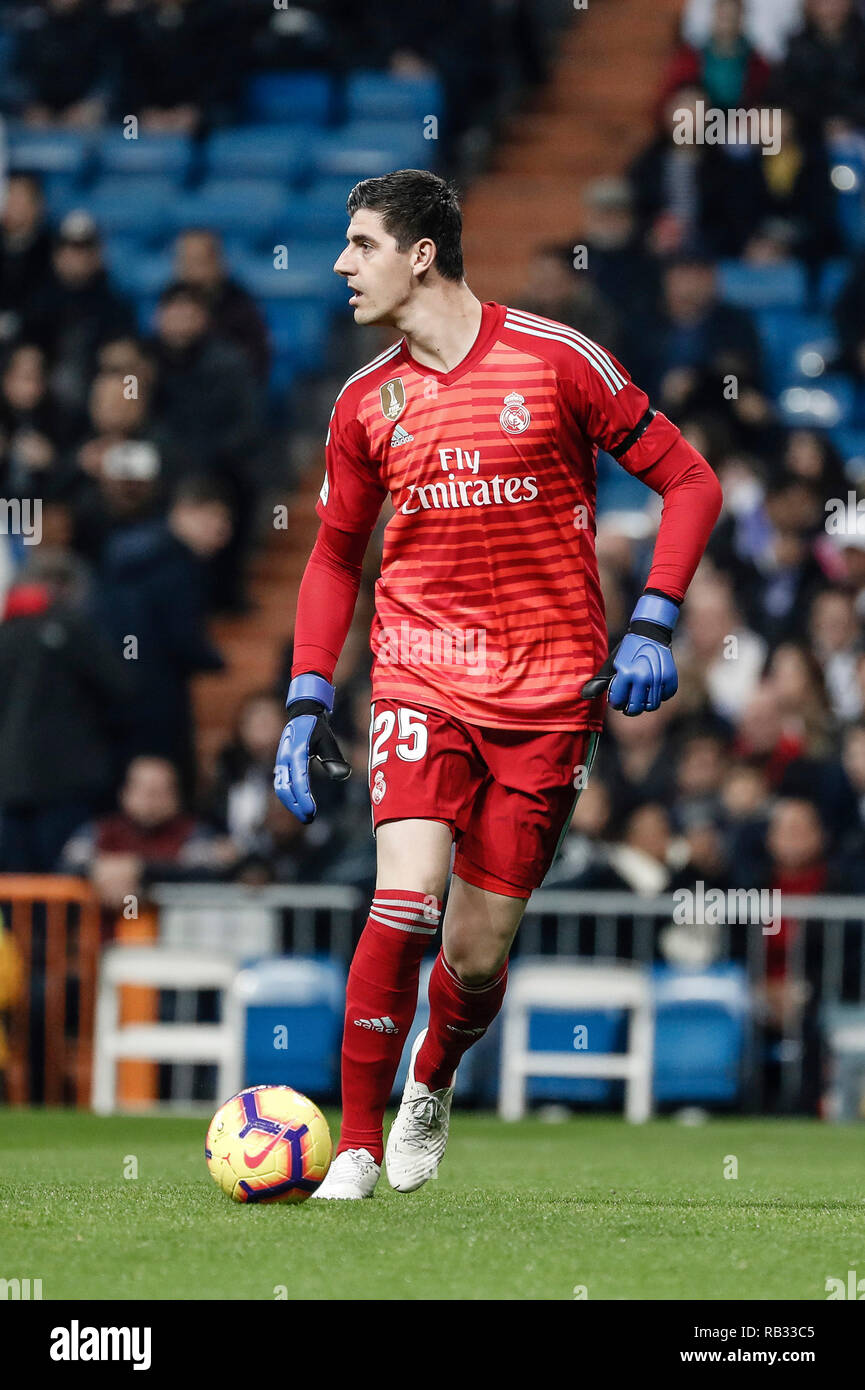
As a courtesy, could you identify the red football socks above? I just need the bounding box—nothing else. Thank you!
[336,889,441,1163]
[414,951,508,1092]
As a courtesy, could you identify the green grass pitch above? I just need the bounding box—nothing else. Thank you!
[1,1109,863,1300]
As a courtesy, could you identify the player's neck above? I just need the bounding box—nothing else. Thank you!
[398,283,483,374]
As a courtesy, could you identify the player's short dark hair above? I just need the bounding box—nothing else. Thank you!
[346,169,464,282]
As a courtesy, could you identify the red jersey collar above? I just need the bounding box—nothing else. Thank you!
[396,301,505,385]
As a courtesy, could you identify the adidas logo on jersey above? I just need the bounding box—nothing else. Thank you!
[354,1016,399,1034]
[390,424,414,447]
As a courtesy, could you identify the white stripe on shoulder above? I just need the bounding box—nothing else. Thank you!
[334,341,404,405]
[504,309,626,395]
[327,342,404,442]
[505,307,626,388]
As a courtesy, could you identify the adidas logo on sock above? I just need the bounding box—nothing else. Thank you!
[354,1016,399,1034]
[390,424,414,447]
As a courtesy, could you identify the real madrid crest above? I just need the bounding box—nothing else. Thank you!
[500,390,530,434]
[380,377,406,422]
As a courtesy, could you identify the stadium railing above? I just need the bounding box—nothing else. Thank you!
[0,875,101,1106]
[145,885,865,1114]
[6,878,863,1113]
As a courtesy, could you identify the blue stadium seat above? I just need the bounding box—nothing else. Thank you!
[596,448,654,514]
[831,425,865,479]
[245,72,334,126]
[0,29,17,76]
[59,179,175,242]
[134,294,160,334]
[235,244,344,302]
[651,964,748,1106]
[96,131,194,181]
[263,298,330,371]
[836,184,865,251]
[235,957,346,1097]
[39,172,88,217]
[313,122,431,179]
[346,70,443,123]
[7,128,92,178]
[281,184,354,242]
[778,375,857,428]
[103,244,172,298]
[717,259,807,310]
[754,308,838,392]
[818,257,853,312]
[205,128,311,184]
[170,179,287,240]
[829,139,865,251]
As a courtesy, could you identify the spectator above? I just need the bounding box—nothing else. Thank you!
[607,802,676,895]
[646,256,764,410]
[837,719,865,873]
[71,370,164,561]
[659,0,771,117]
[598,704,678,824]
[0,174,53,341]
[779,0,865,141]
[173,230,271,383]
[739,109,841,269]
[808,586,864,720]
[735,474,830,645]
[205,689,285,853]
[541,777,633,890]
[668,810,734,894]
[834,249,865,383]
[59,756,235,913]
[24,212,136,413]
[628,84,757,258]
[0,344,86,502]
[782,429,847,498]
[93,463,230,795]
[765,639,836,755]
[111,0,242,133]
[578,177,661,368]
[0,557,131,872]
[678,575,767,721]
[835,532,865,622]
[681,0,804,63]
[518,243,621,356]
[232,796,333,886]
[732,681,807,783]
[670,727,730,829]
[148,281,263,610]
[16,0,106,129]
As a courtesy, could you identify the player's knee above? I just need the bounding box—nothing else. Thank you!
[445,951,506,989]
[375,873,446,899]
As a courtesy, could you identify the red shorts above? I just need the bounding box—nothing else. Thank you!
[367,698,599,898]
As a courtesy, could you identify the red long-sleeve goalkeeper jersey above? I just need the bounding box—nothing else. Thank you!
[315,300,716,732]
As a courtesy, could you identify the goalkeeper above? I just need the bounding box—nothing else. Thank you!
[274,169,722,1199]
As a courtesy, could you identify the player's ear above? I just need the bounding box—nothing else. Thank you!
[412,237,437,277]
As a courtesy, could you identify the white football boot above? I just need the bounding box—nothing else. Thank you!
[311,1147,380,1200]
[386,1028,456,1193]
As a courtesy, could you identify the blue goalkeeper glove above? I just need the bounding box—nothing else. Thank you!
[273,672,351,823]
[579,592,680,717]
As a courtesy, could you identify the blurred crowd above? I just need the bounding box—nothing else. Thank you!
[2,0,865,982]
[0,0,555,151]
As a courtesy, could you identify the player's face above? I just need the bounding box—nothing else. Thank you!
[333,210,414,326]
